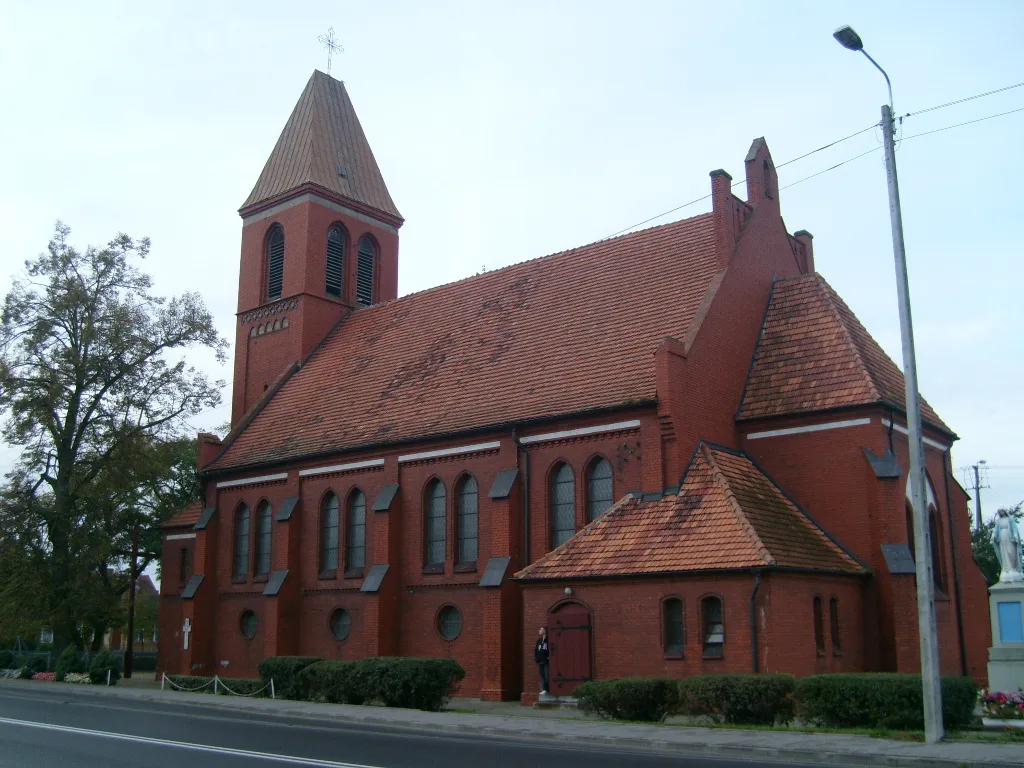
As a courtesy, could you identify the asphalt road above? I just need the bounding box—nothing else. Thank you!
[0,684,821,768]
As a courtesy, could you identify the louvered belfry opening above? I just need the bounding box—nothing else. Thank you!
[267,226,285,301]
[356,236,376,306]
[326,225,345,298]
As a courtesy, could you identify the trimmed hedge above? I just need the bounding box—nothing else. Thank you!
[794,674,978,731]
[88,651,122,686]
[257,656,322,700]
[679,674,795,726]
[576,678,679,722]
[291,657,465,711]
[164,675,269,697]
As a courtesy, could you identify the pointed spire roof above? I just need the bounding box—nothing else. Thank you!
[241,71,402,221]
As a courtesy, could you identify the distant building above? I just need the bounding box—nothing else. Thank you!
[159,71,989,701]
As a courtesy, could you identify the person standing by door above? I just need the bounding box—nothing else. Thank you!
[535,626,550,695]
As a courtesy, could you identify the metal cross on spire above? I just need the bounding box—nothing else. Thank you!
[318,27,343,76]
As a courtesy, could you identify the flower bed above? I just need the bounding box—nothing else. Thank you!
[981,689,1024,723]
[31,672,56,682]
[63,673,92,684]
[0,669,21,679]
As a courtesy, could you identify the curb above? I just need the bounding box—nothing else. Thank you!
[1,680,1019,768]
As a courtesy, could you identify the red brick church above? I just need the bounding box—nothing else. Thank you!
[159,70,990,702]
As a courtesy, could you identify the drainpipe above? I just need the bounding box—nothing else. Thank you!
[941,448,969,677]
[513,427,530,566]
[750,570,763,673]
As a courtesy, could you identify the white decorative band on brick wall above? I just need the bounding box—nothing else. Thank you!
[398,441,502,464]
[216,472,289,489]
[745,418,872,441]
[880,419,949,451]
[298,458,386,478]
[164,533,197,541]
[519,419,642,446]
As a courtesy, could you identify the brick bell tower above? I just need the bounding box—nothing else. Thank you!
[231,70,403,425]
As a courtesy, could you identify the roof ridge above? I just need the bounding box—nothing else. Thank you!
[342,212,715,317]
[814,275,882,403]
[699,444,774,566]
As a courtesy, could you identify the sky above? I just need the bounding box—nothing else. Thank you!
[1,0,1022,523]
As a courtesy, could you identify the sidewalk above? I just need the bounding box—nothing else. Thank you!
[3,677,1022,768]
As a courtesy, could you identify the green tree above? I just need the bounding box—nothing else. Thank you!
[972,502,1023,585]
[0,223,225,652]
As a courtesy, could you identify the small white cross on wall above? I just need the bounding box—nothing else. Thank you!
[182,618,192,650]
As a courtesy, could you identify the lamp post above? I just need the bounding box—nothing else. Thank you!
[833,24,944,743]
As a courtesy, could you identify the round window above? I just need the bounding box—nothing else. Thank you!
[330,608,351,641]
[240,610,258,640]
[437,605,462,641]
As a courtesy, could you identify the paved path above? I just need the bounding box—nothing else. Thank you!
[1,678,1021,768]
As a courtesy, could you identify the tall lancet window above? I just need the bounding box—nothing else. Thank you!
[326,225,345,298]
[267,226,285,301]
[356,236,376,306]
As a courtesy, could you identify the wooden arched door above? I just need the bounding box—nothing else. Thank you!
[548,601,592,696]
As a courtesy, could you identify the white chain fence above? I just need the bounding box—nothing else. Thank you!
[161,672,275,699]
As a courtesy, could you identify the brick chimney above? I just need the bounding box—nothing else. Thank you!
[197,432,223,470]
[709,169,736,268]
[793,230,815,274]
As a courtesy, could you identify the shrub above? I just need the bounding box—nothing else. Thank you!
[0,651,13,669]
[361,657,465,711]
[20,655,47,674]
[132,655,157,672]
[298,660,367,704]
[257,656,323,700]
[88,652,122,686]
[679,674,795,726]
[577,678,680,722]
[55,646,86,682]
[18,666,35,679]
[165,674,217,693]
[795,674,978,731]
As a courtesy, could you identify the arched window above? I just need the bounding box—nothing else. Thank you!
[255,500,272,577]
[325,225,345,298]
[320,493,339,574]
[456,475,478,564]
[347,489,366,571]
[829,597,842,654]
[930,510,946,592]
[233,504,250,578]
[356,236,376,306]
[550,463,576,548]
[663,597,684,657]
[701,595,724,658]
[813,595,825,656]
[586,457,614,522]
[425,479,446,566]
[266,226,285,301]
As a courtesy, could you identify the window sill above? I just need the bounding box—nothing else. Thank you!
[231,576,247,584]
[318,570,337,580]
[422,563,445,575]
[453,561,477,573]
[816,651,826,658]
[832,650,844,657]
[663,652,684,660]
[253,574,270,584]
[344,567,365,579]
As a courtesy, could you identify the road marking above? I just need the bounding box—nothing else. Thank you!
[0,716,385,767]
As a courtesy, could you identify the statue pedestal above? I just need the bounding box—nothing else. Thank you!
[988,581,1024,692]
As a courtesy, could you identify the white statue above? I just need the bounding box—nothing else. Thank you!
[991,509,1024,583]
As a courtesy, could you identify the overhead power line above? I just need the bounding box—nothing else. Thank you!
[904,80,1024,118]
[899,105,1024,141]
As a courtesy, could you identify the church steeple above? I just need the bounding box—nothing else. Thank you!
[230,71,402,425]
[240,70,402,224]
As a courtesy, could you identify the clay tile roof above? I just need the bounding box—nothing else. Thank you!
[208,214,721,472]
[738,273,947,430]
[514,444,863,580]
[162,500,203,529]
[241,71,401,220]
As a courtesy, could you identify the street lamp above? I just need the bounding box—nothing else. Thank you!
[833,25,944,744]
